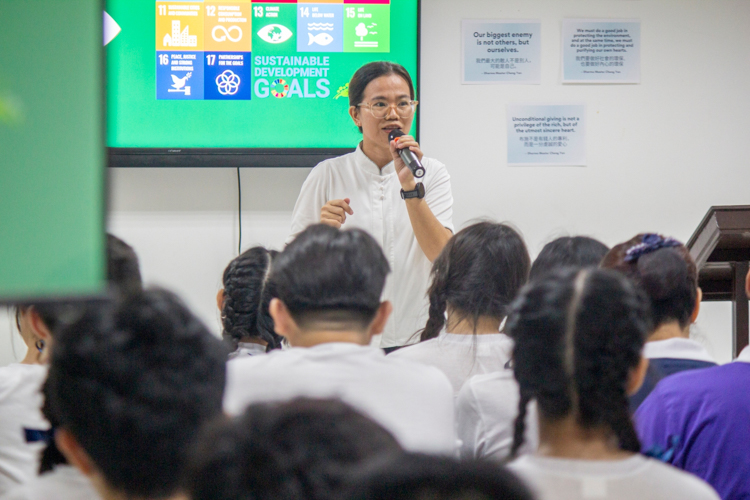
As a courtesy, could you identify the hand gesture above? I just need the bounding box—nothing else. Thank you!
[320,198,353,229]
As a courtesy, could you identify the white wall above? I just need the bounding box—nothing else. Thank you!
[2,0,748,366]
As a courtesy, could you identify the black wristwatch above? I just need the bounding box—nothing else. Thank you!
[400,182,425,200]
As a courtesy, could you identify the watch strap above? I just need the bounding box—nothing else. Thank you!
[400,182,425,200]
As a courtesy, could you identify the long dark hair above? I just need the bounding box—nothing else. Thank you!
[221,247,282,352]
[421,222,530,341]
[601,234,698,329]
[507,268,651,458]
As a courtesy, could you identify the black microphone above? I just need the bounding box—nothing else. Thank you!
[388,129,425,178]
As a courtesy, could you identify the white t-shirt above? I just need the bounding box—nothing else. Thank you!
[2,465,99,500]
[223,342,456,454]
[389,333,513,394]
[456,369,538,461]
[509,454,720,500]
[0,364,49,496]
[289,145,454,348]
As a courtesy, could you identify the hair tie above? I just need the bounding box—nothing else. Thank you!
[624,234,682,262]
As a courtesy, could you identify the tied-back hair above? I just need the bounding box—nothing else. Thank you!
[221,246,282,353]
[601,233,698,329]
[506,268,652,459]
[421,222,530,341]
[348,61,415,134]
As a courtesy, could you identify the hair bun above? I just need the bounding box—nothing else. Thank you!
[624,233,682,263]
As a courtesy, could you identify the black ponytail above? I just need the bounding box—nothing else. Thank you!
[221,247,282,353]
[420,222,530,341]
[507,268,651,457]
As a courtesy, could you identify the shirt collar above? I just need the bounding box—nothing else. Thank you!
[737,345,750,363]
[355,142,396,177]
[643,337,716,363]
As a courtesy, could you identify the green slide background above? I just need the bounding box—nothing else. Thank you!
[107,0,419,148]
[0,1,105,300]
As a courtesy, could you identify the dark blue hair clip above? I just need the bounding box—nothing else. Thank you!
[624,233,682,262]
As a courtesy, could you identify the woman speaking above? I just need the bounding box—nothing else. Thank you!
[289,61,454,351]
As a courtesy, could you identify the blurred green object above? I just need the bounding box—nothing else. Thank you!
[0,0,105,300]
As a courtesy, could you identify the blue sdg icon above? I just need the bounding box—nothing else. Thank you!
[204,52,251,100]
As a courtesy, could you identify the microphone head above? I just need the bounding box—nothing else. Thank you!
[388,128,405,142]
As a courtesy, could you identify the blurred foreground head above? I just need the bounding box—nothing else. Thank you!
[45,289,227,499]
[344,453,536,500]
[187,398,402,500]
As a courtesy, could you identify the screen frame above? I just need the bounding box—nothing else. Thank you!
[108,0,421,169]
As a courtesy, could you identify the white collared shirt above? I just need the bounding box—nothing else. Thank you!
[223,342,456,454]
[2,466,99,500]
[289,144,454,348]
[456,369,539,461]
[389,333,514,394]
[228,342,267,360]
[0,364,49,496]
[643,338,716,363]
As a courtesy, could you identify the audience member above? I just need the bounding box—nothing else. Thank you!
[635,267,750,500]
[506,268,719,500]
[528,236,609,282]
[456,234,606,460]
[0,330,48,496]
[343,453,535,500]
[223,224,456,454]
[188,398,402,500]
[390,221,530,393]
[0,234,141,496]
[601,233,716,410]
[218,246,282,358]
[42,289,227,500]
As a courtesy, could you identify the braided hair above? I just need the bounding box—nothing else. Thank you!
[420,222,530,341]
[507,268,651,459]
[221,247,282,353]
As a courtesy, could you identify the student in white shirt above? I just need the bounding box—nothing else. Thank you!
[506,268,720,500]
[390,222,530,393]
[1,234,142,498]
[0,347,48,496]
[289,61,454,350]
[217,246,283,359]
[223,225,456,454]
[456,235,609,461]
[1,382,100,500]
[601,234,717,411]
[44,290,227,500]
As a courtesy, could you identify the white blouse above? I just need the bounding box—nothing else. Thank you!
[289,144,454,348]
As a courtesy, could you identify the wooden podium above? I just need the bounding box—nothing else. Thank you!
[687,206,750,358]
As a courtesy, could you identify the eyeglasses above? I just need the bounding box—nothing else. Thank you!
[357,100,418,119]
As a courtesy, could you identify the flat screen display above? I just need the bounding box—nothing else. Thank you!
[106,0,420,167]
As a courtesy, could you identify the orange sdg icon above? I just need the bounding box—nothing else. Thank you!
[156,2,204,51]
[204,1,252,52]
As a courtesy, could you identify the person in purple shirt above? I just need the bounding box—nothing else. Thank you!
[601,233,718,412]
[636,268,750,500]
